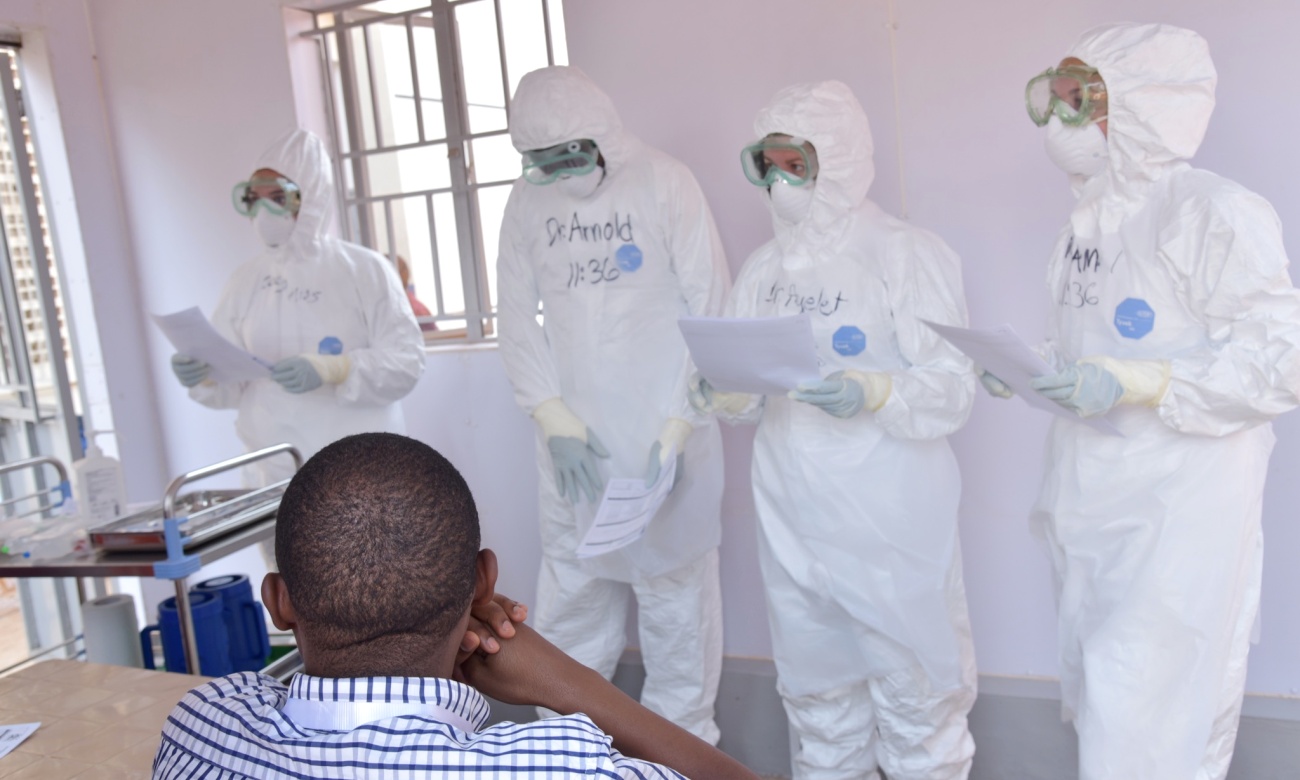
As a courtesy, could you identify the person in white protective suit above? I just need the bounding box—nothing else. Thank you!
[495,66,730,742]
[170,129,425,486]
[982,23,1300,780]
[692,81,977,779]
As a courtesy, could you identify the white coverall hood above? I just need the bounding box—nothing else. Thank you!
[192,129,425,486]
[1065,23,1217,236]
[498,65,730,742]
[1035,23,1300,780]
[510,66,632,178]
[723,82,978,779]
[753,81,873,263]
[253,129,336,261]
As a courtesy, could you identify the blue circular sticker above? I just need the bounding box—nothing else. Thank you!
[318,336,344,355]
[832,325,867,356]
[1114,298,1155,340]
[615,243,643,273]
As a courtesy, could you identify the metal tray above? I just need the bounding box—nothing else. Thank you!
[89,480,288,552]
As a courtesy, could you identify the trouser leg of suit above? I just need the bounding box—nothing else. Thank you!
[1197,535,1263,780]
[781,681,883,780]
[872,557,977,780]
[532,553,632,718]
[760,530,975,780]
[633,548,723,745]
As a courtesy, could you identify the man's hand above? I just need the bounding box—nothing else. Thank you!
[458,622,760,779]
[457,621,591,710]
[457,594,528,664]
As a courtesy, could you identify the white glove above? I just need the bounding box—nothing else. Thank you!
[687,374,754,416]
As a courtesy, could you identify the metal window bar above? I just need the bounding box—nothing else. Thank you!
[361,24,385,149]
[492,0,511,120]
[404,14,427,143]
[438,1,486,340]
[335,27,374,245]
[542,0,555,66]
[424,193,446,315]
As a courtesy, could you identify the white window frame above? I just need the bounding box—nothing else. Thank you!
[305,0,568,343]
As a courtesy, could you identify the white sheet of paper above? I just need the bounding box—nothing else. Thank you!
[152,307,273,383]
[923,320,1123,436]
[678,315,822,396]
[575,448,677,559]
[0,722,39,760]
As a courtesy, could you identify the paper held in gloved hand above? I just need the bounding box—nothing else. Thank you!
[152,307,273,383]
[923,320,1123,436]
[678,314,821,396]
[575,447,677,559]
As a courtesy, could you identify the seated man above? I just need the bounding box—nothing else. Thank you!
[153,433,757,779]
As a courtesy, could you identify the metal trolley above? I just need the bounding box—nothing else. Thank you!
[0,444,301,676]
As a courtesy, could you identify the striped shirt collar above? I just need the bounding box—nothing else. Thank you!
[156,672,687,779]
[285,673,492,733]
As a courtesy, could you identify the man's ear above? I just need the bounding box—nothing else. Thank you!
[471,548,499,608]
[261,572,299,632]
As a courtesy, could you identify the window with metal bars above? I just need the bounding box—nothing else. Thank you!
[305,0,568,343]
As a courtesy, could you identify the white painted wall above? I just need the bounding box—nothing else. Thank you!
[7,0,1299,698]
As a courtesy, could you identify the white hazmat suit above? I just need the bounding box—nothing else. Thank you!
[1029,24,1300,780]
[496,67,729,742]
[720,82,977,780]
[190,130,425,485]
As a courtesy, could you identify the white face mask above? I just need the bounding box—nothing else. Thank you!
[1044,115,1109,179]
[555,168,603,200]
[769,178,815,224]
[254,208,297,248]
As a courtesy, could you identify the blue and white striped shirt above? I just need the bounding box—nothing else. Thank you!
[153,671,686,779]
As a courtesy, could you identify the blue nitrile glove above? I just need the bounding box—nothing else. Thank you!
[171,355,211,388]
[271,356,324,394]
[533,398,610,504]
[1030,362,1123,418]
[548,432,610,504]
[643,418,691,490]
[790,370,890,419]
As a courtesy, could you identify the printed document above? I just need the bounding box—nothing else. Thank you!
[678,315,821,396]
[0,722,38,760]
[576,448,677,558]
[153,307,272,383]
[924,320,1122,436]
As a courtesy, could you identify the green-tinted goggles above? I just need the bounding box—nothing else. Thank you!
[741,140,818,187]
[232,176,302,217]
[1025,66,1108,127]
[522,139,600,184]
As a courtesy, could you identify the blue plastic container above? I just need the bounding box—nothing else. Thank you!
[193,574,271,672]
[140,592,231,675]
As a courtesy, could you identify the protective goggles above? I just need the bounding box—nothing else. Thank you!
[521,139,600,184]
[232,176,302,217]
[1025,65,1108,127]
[741,138,818,187]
